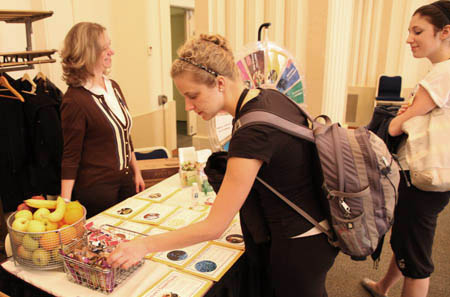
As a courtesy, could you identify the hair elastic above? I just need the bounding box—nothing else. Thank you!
[178,57,219,77]
[432,2,450,23]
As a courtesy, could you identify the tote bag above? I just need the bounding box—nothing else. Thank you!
[402,108,450,192]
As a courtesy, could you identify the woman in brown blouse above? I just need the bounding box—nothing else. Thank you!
[60,22,145,218]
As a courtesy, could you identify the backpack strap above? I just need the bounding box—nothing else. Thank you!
[235,110,315,142]
[255,176,335,241]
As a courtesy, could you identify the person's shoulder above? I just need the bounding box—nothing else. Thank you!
[245,88,306,122]
[62,86,90,107]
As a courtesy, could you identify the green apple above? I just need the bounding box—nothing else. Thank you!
[12,217,29,232]
[33,208,50,221]
[22,234,39,251]
[15,210,33,221]
[26,220,46,233]
[32,249,50,266]
[17,244,32,260]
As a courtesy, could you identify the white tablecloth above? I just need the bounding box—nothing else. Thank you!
[1,258,170,297]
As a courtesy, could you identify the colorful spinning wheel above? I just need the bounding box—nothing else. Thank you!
[209,23,306,152]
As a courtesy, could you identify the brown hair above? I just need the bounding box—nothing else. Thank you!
[414,0,450,33]
[170,34,239,87]
[61,22,106,87]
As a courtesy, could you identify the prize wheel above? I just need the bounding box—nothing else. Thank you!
[209,23,306,152]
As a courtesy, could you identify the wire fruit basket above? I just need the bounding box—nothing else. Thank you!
[60,224,145,294]
[7,206,86,270]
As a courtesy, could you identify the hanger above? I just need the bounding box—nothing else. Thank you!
[0,75,25,102]
[35,71,47,81]
[21,73,37,95]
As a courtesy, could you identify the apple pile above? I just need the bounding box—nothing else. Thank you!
[9,196,85,267]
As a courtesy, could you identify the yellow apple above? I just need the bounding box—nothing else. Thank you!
[51,248,62,263]
[10,231,24,245]
[32,249,50,266]
[43,219,58,231]
[12,217,29,232]
[17,244,32,260]
[33,208,50,221]
[15,210,33,221]
[22,234,39,251]
[26,220,46,233]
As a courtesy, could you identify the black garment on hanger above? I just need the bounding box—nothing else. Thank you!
[34,77,63,104]
[22,88,62,195]
[0,92,32,212]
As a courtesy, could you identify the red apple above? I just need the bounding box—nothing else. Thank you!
[31,195,45,200]
[17,202,32,212]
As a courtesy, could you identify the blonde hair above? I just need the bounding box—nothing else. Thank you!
[171,34,239,87]
[61,22,106,87]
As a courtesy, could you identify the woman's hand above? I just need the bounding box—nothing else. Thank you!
[134,171,145,193]
[107,236,149,269]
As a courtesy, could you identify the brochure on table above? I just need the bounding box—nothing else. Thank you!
[163,187,213,213]
[103,197,149,219]
[183,243,244,282]
[132,203,179,225]
[138,270,212,297]
[136,177,181,203]
[86,213,123,228]
[152,240,208,269]
[159,208,205,230]
[117,220,153,236]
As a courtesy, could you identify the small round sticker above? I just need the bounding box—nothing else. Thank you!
[167,250,188,261]
[226,234,244,244]
[117,207,132,215]
[195,260,217,272]
[148,193,162,199]
[144,213,160,220]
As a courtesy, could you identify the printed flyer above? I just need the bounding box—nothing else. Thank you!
[103,198,149,220]
[276,59,300,93]
[267,48,288,85]
[137,186,181,203]
[236,60,254,89]
[159,208,205,230]
[86,214,122,228]
[138,270,212,297]
[183,243,243,281]
[117,220,152,236]
[285,80,304,104]
[244,50,265,87]
[152,240,208,268]
[132,203,178,225]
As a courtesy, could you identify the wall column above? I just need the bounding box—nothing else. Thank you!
[321,0,354,123]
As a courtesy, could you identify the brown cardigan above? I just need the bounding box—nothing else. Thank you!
[60,80,134,189]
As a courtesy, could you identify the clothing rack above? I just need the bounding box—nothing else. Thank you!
[0,10,55,72]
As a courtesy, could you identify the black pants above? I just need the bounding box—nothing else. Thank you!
[271,233,339,297]
[390,171,449,278]
[72,168,136,218]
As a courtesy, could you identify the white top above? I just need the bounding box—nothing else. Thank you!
[419,59,450,108]
[84,76,126,124]
[397,59,450,169]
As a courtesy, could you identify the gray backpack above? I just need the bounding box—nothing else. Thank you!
[235,98,400,258]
